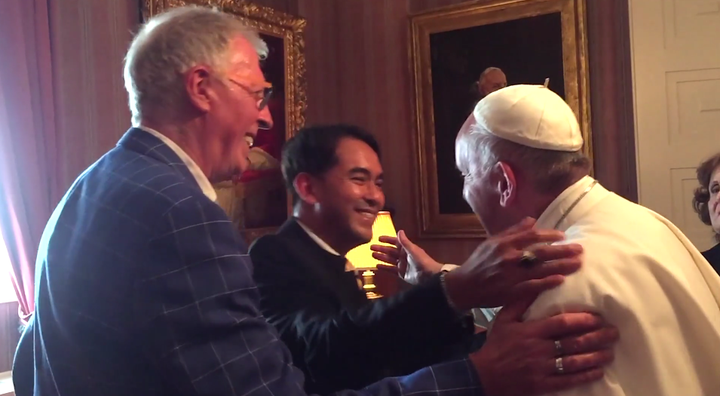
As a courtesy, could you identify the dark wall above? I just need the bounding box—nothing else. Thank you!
[292,0,635,265]
[251,0,636,267]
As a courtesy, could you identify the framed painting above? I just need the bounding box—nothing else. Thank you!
[141,0,307,245]
[409,0,591,238]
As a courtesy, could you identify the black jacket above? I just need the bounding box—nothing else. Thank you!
[249,218,479,394]
[702,243,720,275]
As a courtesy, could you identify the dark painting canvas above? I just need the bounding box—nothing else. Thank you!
[430,12,565,215]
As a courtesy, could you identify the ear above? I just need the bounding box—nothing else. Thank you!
[185,66,213,113]
[293,173,321,205]
[494,161,517,208]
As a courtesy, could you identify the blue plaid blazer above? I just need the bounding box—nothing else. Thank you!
[13,128,483,396]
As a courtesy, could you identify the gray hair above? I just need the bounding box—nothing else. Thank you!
[465,123,591,193]
[479,67,504,82]
[124,6,268,126]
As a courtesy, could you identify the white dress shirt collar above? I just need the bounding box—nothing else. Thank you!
[295,219,341,256]
[295,219,356,272]
[137,126,217,202]
[536,175,602,231]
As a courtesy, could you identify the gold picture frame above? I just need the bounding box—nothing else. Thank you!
[142,0,307,244]
[409,0,591,238]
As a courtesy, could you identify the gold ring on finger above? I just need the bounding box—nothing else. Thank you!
[519,250,538,267]
[555,357,564,374]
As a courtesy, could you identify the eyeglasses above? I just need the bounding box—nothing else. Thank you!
[226,78,273,110]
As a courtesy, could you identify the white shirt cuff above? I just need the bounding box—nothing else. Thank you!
[441,263,460,272]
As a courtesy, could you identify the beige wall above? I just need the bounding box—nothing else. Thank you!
[629,0,720,250]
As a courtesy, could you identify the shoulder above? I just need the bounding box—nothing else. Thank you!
[101,146,238,250]
[249,233,296,276]
[140,194,248,283]
[82,147,209,219]
[53,148,215,244]
[702,243,720,267]
[249,222,301,261]
[151,193,235,247]
[525,226,640,318]
[249,233,287,260]
[526,217,697,318]
[250,233,284,253]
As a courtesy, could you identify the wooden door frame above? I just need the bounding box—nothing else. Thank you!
[586,0,638,202]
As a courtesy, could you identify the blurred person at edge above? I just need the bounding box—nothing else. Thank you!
[692,152,720,274]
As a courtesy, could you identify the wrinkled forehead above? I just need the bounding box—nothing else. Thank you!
[225,36,264,80]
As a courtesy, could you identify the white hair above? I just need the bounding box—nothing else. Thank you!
[123,6,268,126]
[462,122,590,193]
[479,67,504,82]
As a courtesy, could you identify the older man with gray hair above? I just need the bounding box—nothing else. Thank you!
[461,84,720,395]
[476,67,507,99]
[382,84,720,395]
[13,7,618,396]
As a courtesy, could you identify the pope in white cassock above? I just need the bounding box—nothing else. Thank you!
[453,84,720,395]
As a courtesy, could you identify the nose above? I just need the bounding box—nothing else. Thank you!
[258,106,274,130]
[365,184,385,209]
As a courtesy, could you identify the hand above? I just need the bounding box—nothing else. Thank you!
[370,230,444,284]
[470,297,619,396]
[444,217,582,310]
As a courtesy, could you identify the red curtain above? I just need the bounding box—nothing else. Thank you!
[0,0,60,323]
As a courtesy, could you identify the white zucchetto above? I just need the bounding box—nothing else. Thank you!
[472,84,583,152]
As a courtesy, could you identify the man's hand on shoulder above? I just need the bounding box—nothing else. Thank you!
[445,218,583,310]
[470,297,619,396]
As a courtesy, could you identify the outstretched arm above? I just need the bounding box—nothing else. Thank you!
[251,235,474,393]
[134,195,482,396]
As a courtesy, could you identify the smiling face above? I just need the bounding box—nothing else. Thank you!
[708,165,720,233]
[186,36,274,183]
[311,137,385,246]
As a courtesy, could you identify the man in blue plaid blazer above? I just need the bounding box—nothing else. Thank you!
[12,6,618,396]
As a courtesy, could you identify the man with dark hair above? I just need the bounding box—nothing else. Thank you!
[250,123,618,395]
[281,124,381,208]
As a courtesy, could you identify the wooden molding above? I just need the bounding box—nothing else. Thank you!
[585,0,637,202]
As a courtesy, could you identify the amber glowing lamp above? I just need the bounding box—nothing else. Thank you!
[345,211,397,300]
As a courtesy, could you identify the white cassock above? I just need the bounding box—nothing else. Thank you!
[525,175,720,395]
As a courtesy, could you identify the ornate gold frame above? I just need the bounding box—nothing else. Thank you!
[409,0,591,238]
[142,0,306,243]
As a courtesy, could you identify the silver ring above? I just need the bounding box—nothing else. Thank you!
[554,340,563,356]
[555,357,564,374]
[519,250,538,266]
